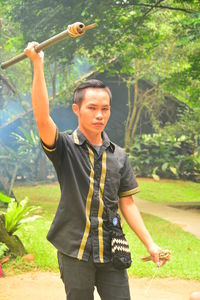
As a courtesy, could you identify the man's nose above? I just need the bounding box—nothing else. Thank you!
[96,111,103,119]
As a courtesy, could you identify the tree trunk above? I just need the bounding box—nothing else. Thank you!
[130,102,144,144]
[52,61,57,100]
[0,215,26,257]
[124,78,138,151]
[8,164,19,196]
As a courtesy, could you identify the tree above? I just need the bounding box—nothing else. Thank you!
[1,0,199,150]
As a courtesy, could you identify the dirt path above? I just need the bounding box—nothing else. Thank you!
[135,197,200,238]
[0,271,199,300]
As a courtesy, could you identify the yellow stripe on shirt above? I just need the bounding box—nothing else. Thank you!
[98,151,107,263]
[77,145,94,260]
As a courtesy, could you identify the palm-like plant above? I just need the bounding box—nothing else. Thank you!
[0,197,40,256]
[12,127,40,154]
[3,198,40,235]
[11,127,52,181]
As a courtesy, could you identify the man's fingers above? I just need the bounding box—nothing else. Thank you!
[24,41,44,61]
[142,249,171,267]
[24,42,39,53]
[27,41,39,48]
[157,250,171,267]
[157,259,165,267]
[152,252,160,265]
[151,251,170,267]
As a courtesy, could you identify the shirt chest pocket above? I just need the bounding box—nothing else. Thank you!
[104,165,121,199]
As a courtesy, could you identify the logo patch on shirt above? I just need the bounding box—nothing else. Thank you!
[113,217,118,226]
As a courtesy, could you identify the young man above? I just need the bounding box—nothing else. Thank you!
[24,42,167,300]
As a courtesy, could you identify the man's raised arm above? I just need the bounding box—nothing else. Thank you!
[24,42,57,147]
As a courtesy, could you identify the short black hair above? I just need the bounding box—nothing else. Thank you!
[73,79,112,106]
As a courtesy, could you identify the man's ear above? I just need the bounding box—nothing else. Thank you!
[72,103,79,117]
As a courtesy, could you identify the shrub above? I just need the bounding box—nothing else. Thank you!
[128,134,200,181]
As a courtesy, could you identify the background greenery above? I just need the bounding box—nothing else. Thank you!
[0,0,200,190]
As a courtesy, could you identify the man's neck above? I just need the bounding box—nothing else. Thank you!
[78,127,103,146]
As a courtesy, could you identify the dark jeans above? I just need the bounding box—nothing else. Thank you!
[57,252,131,300]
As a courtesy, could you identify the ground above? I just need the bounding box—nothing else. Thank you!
[0,271,199,300]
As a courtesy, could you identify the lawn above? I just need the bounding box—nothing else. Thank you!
[137,178,200,203]
[14,179,200,206]
[3,180,199,280]
[126,214,200,279]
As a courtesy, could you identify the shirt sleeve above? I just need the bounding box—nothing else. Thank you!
[40,128,65,166]
[118,153,140,198]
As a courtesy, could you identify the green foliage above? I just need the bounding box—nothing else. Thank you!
[2,0,199,108]
[129,133,200,181]
[12,127,40,155]
[0,1,31,105]
[0,127,49,193]
[0,140,21,196]
[1,198,40,235]
[0,242,8,259]
[0,191,11,204]
[11,127,53,182]
[160,107,200,148]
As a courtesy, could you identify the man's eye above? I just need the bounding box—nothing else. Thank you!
[88,107,95,110]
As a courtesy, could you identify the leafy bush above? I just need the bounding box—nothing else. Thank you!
[1,198,40,235]
[11,127,56,183]
[128,133,200,181]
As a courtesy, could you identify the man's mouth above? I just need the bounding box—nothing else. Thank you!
[93,123,104,126]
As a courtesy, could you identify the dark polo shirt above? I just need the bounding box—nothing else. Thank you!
[41,128,139,263]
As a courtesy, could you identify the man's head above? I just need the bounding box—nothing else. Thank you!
[73,79,112,107]
[72,79,112,136]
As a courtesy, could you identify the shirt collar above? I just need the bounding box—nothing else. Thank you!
[72,128,115,153]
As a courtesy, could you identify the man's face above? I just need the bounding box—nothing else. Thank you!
[73,88,111,135]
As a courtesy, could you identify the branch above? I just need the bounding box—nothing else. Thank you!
[0,108,33,130]
[133,0,165,28]
[130,100,144,143]
[129,2,196,14]
[124,83,132,146]
[140,0,165,19]
[0,74,16,94]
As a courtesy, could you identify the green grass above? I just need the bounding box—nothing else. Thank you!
[4,218,58,274]
[3,181,199,280]
[14,183,60,218]
[14,179,200,206]
[137,178,200,203]
[125,214,200,280]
